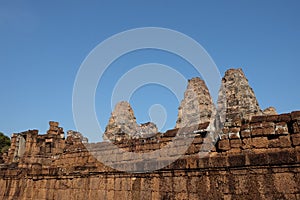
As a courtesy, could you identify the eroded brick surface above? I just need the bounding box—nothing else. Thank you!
[1,68,299,199]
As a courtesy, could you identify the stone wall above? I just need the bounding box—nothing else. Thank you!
[0,111,300,199]
[1,68,300,200]
[0,165,299,200]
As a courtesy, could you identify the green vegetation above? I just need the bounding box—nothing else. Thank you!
[0,132,10,153]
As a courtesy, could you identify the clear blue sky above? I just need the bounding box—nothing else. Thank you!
[1,1,299,140]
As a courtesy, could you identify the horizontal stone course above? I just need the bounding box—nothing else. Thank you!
[1,111,300,199]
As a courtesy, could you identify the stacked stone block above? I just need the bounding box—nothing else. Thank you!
[1,68,300,199]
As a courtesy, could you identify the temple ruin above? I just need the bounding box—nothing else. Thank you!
[0,68,299,200]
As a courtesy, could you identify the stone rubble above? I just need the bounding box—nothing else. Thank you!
[263,106,278,115]
[67,130,88,143]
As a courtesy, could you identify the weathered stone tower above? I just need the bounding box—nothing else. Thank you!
[1,68,299,200]
[219,68,262,124]
[103,101,158,141]
[175,77,215,128]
